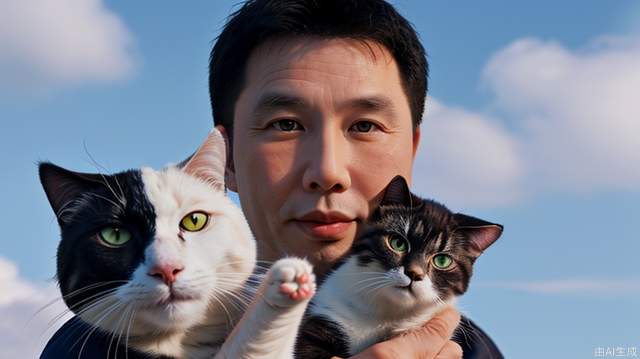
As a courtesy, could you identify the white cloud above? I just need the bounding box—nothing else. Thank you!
[483,36,640,193]
[413,34,640,208]
[0,257,71,358]
[476,278,640,295]
[413,99,524,209]
[0,0,135,92]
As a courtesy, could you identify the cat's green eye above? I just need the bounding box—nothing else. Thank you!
[99,227,131,247]
[432,254,453,269]
[388,236,409,253]
[180,211,209,232]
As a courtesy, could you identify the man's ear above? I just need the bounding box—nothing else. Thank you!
[412,126,421,159]
[215,125,238,192]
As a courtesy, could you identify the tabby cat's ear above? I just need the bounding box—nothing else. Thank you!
[380,175,412,207]
[39,162,104,225]
[454,213,503,257]
[180,128,226,191]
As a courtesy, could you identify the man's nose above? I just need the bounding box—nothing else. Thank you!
[302,128,351,193]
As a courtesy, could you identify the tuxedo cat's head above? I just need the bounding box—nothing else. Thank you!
[341,176,502,318]
[39,129,256,336]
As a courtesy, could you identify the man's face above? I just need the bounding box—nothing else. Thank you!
[225,37,420,275]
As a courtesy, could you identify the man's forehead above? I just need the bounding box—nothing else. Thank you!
[245,36,397,80]
[234,35,412,128]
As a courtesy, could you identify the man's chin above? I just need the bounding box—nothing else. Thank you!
[296,240,353,277]
[257,223,358,277]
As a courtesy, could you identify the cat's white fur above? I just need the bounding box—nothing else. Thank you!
[310,256,455,355]
[77,130,315,358]
[215,258,316,359]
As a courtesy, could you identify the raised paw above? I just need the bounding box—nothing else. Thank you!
[264,257,316,308]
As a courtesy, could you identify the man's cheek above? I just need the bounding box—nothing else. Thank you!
[254,144,299,183]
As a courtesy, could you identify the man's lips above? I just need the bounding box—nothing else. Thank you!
[294,220,355,239]
[292,211,356,239]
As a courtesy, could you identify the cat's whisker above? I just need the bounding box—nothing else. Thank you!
[221,288,254,309]
[72,291,120,320]
[211,259,273,269]
[455,319,496,358]
[55,200,79,223]
[38,292,120,353]
[114,304,133,359]
[349,279,392,295]
[186,273,264,289]
[29,280,127,328]
[333,271,388,276]
[62,295,120,339]
[350,276,393,291]
[83,142,127,207]
[86,192,123,211]
[107,303,129,359]
[451,322,472,351]
[217,274,264,284]
[44,287,120,333]
[210,293,234,332]
[110,173,127,208]
[62,280,129,299]
[352,278,391,296]
[220,294,248,321]
[213,284,255,308]
[453,324,477,354]
[124,308,136,359]
[363,280,394,298]
[185,275,258,292]
[73,300,124,359]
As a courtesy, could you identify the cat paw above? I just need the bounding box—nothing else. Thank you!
[264,257,316,308]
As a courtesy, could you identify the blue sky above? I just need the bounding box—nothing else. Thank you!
[1,1,638,357]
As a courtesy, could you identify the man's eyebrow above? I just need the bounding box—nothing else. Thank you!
[251,93,398,119]
[344,95,396,114]
[253,92,309,114]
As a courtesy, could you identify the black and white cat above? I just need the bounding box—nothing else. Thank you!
[296,176,503,358]
[39,129,315,359]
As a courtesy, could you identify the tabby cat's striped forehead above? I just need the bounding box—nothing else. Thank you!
[372,198,455,237]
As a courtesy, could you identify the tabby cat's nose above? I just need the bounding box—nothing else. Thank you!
[405,264,425,282]
[148,264,184,286]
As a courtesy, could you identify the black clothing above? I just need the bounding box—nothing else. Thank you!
[41,315,503,358]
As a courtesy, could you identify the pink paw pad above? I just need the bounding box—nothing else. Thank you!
[279,273,315,301]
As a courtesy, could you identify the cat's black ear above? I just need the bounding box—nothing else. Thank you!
[180,129,226,191]
[454,213,503,257]
[39,162,104,225]
[380,175,412,207]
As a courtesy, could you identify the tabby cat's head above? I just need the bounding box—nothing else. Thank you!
[344,176,502,316]
[39,129,255,337]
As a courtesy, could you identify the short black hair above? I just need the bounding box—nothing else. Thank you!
[208,0,428,136]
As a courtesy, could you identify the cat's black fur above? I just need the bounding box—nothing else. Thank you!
[296,176,504,358]
[39,163,164,358]
[40,163,157,314]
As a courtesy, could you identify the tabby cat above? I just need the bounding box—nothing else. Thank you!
[296,176,503,358]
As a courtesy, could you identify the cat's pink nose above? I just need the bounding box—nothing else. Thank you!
[148,264,184,285]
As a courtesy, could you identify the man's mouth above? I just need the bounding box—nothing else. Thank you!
[294,220,354,239]
[293,210,357,240]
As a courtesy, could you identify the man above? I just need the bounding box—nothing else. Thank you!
[209,0,503,358]
[42,1,503,358]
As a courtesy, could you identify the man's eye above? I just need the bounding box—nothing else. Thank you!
[270,119,303,132]
[350,121,377,133]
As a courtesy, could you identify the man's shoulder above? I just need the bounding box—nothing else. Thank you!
[453,315,504,359]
